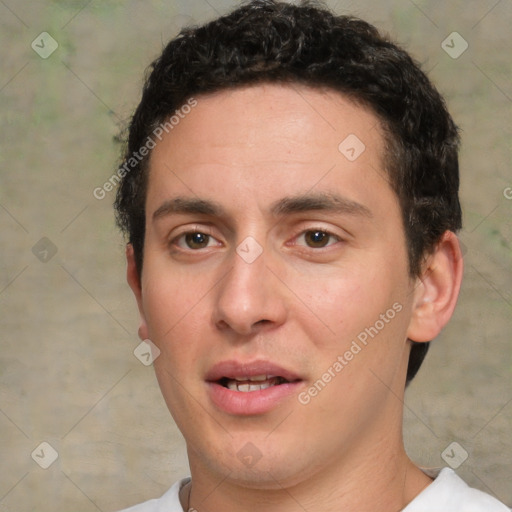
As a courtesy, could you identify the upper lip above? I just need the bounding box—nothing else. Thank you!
[205,360,302,383]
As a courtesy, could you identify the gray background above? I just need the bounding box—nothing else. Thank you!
[0,1,511,510]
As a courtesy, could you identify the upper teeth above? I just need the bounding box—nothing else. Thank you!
[233,374,273,382]
[225,375,280,392]
[227,381,273,392]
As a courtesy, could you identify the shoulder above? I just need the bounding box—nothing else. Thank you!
[116,478,189,512]
[403,468,510,512]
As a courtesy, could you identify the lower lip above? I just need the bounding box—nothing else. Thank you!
[207,381,302,415]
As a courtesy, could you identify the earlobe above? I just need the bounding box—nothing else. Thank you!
[126,244,149,341]
[406,231,464,343]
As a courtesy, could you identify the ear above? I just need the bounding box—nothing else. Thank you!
[126,244,149,341]
[407,231,464,342]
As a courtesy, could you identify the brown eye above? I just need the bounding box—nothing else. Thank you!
[184,232,210,249]
[304,230,331,248]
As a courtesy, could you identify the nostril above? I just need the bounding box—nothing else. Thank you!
[254,319,271,326]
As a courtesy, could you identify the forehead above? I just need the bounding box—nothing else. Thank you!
[146,83,393,217]
[152,84,384,160]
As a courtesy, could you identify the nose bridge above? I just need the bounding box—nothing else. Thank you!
[213,242,285,334]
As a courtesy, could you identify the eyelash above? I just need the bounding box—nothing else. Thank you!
[169,227,343,251]
[170,228,219,251]
[293,228,342,249]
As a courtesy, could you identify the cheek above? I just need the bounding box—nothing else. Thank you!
[288,264,403,349]
[141,253,209,335]
[142,270,209,403]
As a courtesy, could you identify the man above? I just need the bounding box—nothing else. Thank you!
[114,1,510,510]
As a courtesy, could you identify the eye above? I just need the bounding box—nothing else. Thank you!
[296,229,340,248]
[173,231,220,250]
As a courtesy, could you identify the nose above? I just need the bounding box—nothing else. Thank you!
[212,245,287,336]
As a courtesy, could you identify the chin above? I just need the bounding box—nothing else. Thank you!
[191,435,322,490]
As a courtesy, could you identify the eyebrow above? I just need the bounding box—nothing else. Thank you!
[153,197,225,219]
[270,192,373,218]
[152,192,372,221]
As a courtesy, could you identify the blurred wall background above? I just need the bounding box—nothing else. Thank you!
[1,1,511,510]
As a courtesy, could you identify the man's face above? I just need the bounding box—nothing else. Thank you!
[131,84,420,487]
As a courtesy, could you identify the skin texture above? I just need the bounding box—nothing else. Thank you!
[127,84,463,512]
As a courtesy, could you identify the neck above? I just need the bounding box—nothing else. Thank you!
[185,427,432,512]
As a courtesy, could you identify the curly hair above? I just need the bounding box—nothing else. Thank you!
[114,0,461,385]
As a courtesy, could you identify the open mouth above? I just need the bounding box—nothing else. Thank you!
[217,375,290,392]
[206,361,303,414]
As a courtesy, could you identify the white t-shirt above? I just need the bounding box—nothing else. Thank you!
[117,468,510,512]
